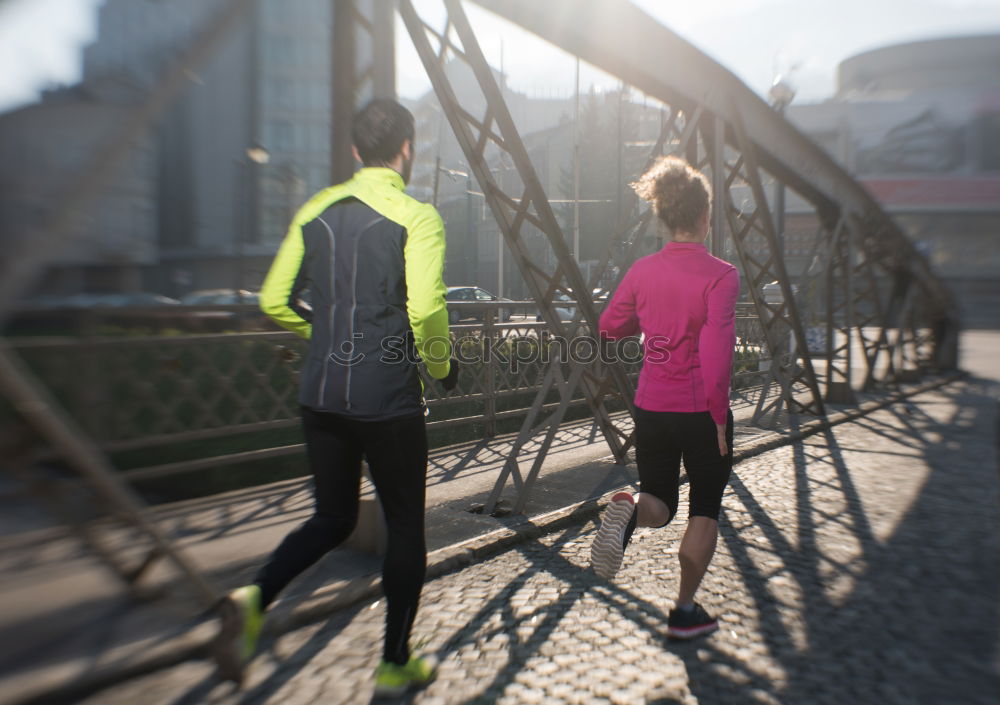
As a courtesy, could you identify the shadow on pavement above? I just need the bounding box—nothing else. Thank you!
[316,377,997,705]
[6,376,997,704]
[411,521,686,705]
[167,602,367,705]
[676,377,1000,705]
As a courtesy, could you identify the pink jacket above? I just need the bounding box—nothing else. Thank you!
[599,241,739,425]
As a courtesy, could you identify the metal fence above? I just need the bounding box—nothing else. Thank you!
[9,300,770,488]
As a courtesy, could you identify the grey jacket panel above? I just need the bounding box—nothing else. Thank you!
[295,197,423,420]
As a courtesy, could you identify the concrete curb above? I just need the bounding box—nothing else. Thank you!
[12,372,964,705]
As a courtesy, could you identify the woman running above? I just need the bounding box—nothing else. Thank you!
[592,155,739,640]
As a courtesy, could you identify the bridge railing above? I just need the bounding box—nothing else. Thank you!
[7,300,768,495]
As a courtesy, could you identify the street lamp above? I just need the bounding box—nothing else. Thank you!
[246,143,270,165]
[436,164,476,286]
[768,76,796,113]
[769,76,796,252]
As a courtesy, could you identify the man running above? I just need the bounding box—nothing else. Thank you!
[213,98,457,697]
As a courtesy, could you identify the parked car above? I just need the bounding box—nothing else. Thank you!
[761,281,798,306]
[179,289,259,306]
[21,291,181,308]
[8,291,186,335]
[8,291,180,335]
[97,292,181,307]
[445,286,512,324]
[178,289,270,330]
[535,292,575,322]
[535,288,611,323]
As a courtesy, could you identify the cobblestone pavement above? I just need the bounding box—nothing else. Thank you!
[79,379,1000,705]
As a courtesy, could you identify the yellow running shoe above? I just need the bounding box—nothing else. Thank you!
[212,585,264,686]
[373,654,438,697]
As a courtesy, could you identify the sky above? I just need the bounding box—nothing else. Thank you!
[1,0,1000,113]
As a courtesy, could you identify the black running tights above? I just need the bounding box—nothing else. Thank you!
[254,407,428,665]
[634,407,734,522]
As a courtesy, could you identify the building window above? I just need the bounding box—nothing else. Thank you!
[310,166,330,191]
[273,121,293,151]
[271,78,291,105]
[979,113,1000,172]
[265,34,293,64]
[262,208,286,242]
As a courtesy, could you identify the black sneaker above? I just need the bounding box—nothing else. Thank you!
[667,603,718,640]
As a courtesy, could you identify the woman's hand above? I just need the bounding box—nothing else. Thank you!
[716,423,728,457]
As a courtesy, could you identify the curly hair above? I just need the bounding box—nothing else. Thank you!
[631,155,711,234]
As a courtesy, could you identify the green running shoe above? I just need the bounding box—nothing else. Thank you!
[373,654,438,697]
[212,585,264,686]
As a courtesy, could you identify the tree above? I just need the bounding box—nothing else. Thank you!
[558,87,644,267]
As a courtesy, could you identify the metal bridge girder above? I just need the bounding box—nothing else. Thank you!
[399,0,650,512]
[400,0,961,504]
[723,105,826,422]
[332,0,396,182]
[470,0,957,326]
[823,218,859,404]
[0,0,386,601]
[0,0,267,607]
[471,0,959,397]
[1,0,963,536]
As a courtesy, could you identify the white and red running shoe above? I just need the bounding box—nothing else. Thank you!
[590,492,636,580]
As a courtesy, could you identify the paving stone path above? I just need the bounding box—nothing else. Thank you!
[79,379,1000,705]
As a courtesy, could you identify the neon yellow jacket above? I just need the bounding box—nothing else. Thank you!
[259,167,451,417]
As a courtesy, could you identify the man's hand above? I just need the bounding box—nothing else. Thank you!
[716,423,728,457]
[440,360,460,391]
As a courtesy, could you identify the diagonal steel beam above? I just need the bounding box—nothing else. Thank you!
[849,216,897,389]
[400,0,635,444]
[501,106,688,476]
[470,0,959,370]
[823,217,858,404]
[726,105,826,421]
[0,0,259,606]
[0,0,386,600]
[0,342,219,606]
[399,0,650,513]
[473,0,953,295]
[0,0,255,322]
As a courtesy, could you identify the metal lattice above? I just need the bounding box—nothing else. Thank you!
[0,0,388,599]
[724,106,826,423]
[399,0,642,513]
[0,0,961,582]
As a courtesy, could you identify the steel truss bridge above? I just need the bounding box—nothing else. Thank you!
[0,0,959,607]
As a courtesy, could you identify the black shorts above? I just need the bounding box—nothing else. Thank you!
[633,407,734,522]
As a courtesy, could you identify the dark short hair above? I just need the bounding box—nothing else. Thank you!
[631,155,711,233]
[351,99,415,166]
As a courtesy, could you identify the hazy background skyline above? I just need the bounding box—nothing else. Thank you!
[2,0,1000,114]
